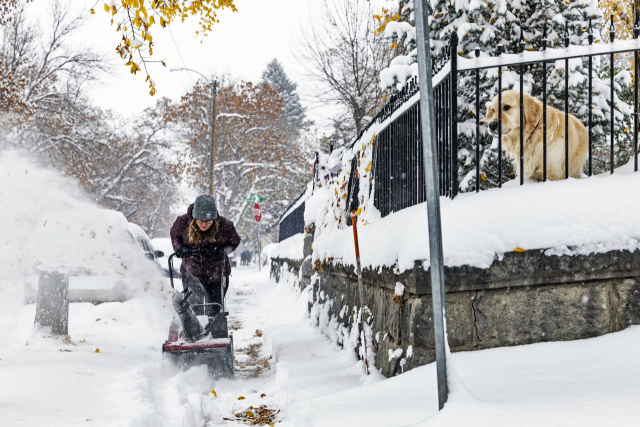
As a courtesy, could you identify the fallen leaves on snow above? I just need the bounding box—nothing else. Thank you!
[224,405,280,426]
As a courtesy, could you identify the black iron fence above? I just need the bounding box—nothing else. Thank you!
[278,191,306,242]
[278,17,640,227]
[355,16,640,220]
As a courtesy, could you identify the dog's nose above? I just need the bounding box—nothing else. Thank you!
[489,121,498,132]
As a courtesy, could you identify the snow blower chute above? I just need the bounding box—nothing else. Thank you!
[161,247,235,379]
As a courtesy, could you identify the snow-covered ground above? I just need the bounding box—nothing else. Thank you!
[4,263,640,426]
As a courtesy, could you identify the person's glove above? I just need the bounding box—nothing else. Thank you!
[202,245,224,257]
[175,246,193,258]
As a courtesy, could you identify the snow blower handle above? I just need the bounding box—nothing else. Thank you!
[168,253,178,289]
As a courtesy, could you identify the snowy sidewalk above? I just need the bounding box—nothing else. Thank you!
[3,265,640,426]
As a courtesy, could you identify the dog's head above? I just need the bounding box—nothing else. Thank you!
[481,90,541,138]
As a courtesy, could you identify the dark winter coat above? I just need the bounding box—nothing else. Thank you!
[170,204,241,283]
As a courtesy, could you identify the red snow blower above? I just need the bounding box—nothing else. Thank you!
[161,247,235,379]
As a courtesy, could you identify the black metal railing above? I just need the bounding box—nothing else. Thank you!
[347,15,640,220]
[278,190,306,242]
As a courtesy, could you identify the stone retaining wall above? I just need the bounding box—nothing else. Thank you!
[270,232,640,378]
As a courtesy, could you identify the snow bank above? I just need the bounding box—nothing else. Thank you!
[270,233,304,260]
[313,167,640,272]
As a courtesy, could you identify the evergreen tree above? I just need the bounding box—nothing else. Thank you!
[261,59,309,132]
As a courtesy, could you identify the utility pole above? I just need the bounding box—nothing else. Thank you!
[209,80,217,196]
[170,67,218,195]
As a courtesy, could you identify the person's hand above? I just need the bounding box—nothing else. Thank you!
[175,246,193,258]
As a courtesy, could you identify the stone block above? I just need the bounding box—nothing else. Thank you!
[615,278,640,329]
[407,293,474,351]
[300,257,313,278]
[473,283,612,348]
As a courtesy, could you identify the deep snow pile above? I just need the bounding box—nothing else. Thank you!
[270,233,305,260]
[0,151,164,346]
[311,166,640,272]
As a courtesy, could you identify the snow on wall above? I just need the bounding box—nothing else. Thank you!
[270,233,304,260]
[312,164,640,273]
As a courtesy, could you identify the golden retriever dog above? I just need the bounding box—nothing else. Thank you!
[481,90,588,181]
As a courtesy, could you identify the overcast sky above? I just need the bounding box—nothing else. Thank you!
[71,0,317,120]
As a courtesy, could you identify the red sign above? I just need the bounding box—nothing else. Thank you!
[253,202,262,222]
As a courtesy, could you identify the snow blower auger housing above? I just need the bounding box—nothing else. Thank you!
[162,247,235,380]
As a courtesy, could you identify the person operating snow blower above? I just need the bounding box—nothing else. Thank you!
[170,195,241,317]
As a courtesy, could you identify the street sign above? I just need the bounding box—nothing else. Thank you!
[246,195,267,203]
[253,202,262,222]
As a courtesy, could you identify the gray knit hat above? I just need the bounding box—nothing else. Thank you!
[192,194,218,221]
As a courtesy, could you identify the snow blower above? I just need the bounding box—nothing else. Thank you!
[161,247,235,379]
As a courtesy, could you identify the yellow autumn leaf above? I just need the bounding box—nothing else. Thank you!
[356,207,362,216]
[211,389,217,396]
[90,8,95,14]
[149,16,155,24]
[95,348,100,353]
[246,411,254,417]
[160,16,166,28]
[514,248,526,253]
[480,173,486,181]
[103,3,110,12]
[238,396,245,400]
[365,162,372,173]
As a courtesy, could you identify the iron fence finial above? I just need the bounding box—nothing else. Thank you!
[543,22,548,51]
[634,12,639,38]
[564,22,570,48]
[520,27,525,53]
[588,18,593,45]
[475,47,480,58]
[610,15,615,43]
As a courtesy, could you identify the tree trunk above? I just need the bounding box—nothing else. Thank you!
[34,271,69,335]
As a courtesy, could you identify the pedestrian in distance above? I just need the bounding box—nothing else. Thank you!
[170,195,241,316]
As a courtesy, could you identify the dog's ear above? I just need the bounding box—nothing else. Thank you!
[523,94,542,127]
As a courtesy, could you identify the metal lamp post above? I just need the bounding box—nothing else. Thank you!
[170,67,217,196]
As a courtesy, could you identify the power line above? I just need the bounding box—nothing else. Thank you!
[168,26,194,84]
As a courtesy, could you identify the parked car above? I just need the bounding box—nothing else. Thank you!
[125,222,178,278]
[23,213,168,305]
